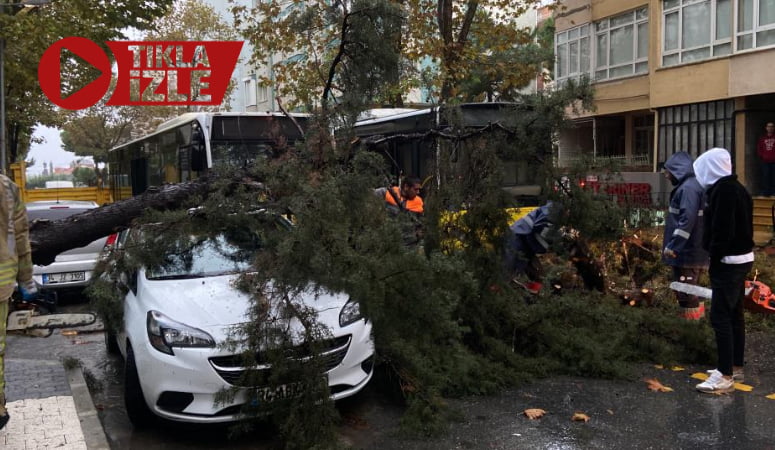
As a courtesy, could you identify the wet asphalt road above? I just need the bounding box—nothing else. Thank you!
[7,298,775,449]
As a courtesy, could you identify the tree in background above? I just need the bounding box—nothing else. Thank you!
[71,166,98,186]
[1,0,174,168]
[459,16,555,102]
[59,0,238,164]
[232,0,550,107]
[60,104,135,164]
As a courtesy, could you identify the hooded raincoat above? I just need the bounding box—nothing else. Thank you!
[504,202,555,274]
[662,152,709,268]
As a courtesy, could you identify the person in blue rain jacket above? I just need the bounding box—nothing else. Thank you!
[662,151,709,320]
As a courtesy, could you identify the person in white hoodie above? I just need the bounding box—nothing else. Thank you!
[692,148,754,394]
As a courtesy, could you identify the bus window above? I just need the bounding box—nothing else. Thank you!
[108,112,310,199]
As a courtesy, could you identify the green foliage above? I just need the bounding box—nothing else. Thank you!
[86,264,128,335]
[72,167,98,186]
[25,173,72,189]
[509,292,716,377]
[459,15,555,101]
[232,0,549,107]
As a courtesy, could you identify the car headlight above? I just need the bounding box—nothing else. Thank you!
[146,310,215,355]
[339,298,363,327]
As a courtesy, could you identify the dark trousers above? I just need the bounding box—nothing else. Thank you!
[709,261,753,376]
[671,266,705,308]
[761,162,775,196]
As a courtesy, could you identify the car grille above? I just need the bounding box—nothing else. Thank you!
[209,335,351,386]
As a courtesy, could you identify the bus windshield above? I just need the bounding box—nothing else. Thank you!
[108,113,309,201]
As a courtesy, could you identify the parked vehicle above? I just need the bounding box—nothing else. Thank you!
[108,229,375,425]
[26,200,114,292]
[44,180,75,189]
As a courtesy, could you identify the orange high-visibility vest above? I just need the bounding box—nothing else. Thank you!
[384,186,424,213]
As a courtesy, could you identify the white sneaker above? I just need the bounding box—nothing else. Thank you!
[706,368,744,382]
[697,369,735,394]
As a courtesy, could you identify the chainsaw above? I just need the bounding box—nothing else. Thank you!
[7,290,99,336]
[670,277,775,314]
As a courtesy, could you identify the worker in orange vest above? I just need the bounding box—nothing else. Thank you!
[381,176,424,214]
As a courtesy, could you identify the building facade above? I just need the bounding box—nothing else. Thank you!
[554,0,775,207]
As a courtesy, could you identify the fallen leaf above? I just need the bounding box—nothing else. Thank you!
[766,393,775,400]
[571,412,590,422]
[670,366,685,371]
[733,382,753,392]
[654,364,665,369]
[61,330,78,336]
[606,409,614,415]
[644,378,674,392]
[523,408,546,420]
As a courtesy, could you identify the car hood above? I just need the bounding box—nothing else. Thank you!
[139,274,348,331]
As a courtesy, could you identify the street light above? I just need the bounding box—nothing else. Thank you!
[0,0,50,174]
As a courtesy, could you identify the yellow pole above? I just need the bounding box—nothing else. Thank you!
[9,161,26,202]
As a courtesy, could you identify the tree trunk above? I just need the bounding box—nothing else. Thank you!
[29,179,209,266]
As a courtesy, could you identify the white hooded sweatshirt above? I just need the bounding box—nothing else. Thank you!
[693,147,731,190]
[692,147,754,263]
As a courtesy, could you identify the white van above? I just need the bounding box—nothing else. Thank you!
[45,181,74,189]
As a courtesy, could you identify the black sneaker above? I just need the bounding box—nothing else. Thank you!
[0,413,9,431]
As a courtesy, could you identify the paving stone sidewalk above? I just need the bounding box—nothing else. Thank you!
[1,353,110,449]
[1,359,87,449]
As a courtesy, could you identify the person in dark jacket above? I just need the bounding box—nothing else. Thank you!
[692,147,754,394]
[662,152,709,320]
[504,202,557,291]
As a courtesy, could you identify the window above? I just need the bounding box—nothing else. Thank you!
[595,7,649,80]
[633,115,655,166]
[555,24,591,84]
[243,78,257,107]
[663,0,732,66]
[657,100,734,163]
[258,85,269,103]
[737,0,775,49]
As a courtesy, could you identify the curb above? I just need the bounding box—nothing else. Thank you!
[65,366,111,450]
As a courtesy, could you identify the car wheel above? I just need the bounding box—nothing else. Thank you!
[104,331,120,355]
[124,343,155,428]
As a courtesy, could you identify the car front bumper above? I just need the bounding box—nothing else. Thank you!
[132,319,375,423]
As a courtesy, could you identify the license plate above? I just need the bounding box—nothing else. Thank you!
[42,272,86,284]
[254,382,304,404]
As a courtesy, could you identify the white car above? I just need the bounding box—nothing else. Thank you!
[109,232,375,426]
[26,200,114,291]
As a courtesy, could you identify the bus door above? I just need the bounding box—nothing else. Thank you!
[130,158,148,196]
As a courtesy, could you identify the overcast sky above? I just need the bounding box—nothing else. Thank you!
[26,125,79,175]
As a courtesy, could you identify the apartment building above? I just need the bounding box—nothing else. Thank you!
[554,0,775,219]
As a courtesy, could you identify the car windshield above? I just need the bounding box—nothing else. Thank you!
[146,234,257,280]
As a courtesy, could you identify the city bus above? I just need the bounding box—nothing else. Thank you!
[107,112,309,201]
[352,102,547,249]
[352,102,547,201]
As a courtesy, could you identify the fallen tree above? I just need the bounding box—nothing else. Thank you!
[28,179,210,266]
